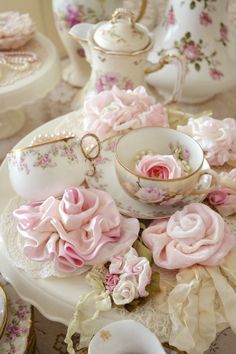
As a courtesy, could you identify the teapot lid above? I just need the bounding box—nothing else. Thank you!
[93,8,150,52]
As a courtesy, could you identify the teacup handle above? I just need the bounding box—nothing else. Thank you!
[80,133,101,161]
[144,53,187,105]
[191,169,219,195]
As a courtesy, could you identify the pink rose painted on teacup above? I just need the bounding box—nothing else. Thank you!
[83,86,169,140]
[13,187,139,273]
[142,203,235,269]
[135,154,183,179]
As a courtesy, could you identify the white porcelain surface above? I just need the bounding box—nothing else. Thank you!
[86,135,211,219]
[146,0,236,103]
[88,320,166,354]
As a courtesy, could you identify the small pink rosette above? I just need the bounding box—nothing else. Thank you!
[142,203,235,269]
[107,247,152,305]
[13,187,139,273]
[208,168,236,216]
[83,86,169,140]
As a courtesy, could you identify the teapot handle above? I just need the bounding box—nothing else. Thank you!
[145,52,187,105]
[112,1,148,25]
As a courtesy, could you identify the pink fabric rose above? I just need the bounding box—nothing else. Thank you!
[199,11,212,26]
[182,42,202,60]
[135,154,183,179]
[177,116,236,166]
[208,189,229,205]
[208,169,236,217]
[13,187,139,273]
[109,247,152,304]
[142,203,235,269]
[105,272,120,293]
[83,86,169,140]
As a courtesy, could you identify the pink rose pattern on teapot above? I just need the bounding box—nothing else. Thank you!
[161,0,229,80]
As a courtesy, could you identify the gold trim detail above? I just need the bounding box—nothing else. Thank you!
[0,285,8,341]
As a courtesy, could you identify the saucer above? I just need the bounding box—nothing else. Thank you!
[86,136,211,219]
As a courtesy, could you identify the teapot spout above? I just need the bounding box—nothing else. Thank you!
[69,23,94,62]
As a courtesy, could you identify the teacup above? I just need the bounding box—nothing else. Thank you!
[115,127,218,205]
[88,320,166,354]
[7,133,100,201]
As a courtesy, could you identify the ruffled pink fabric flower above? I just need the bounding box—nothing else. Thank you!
[177,116,236,166]
[142,203,235,269]
[135,154,183,179]
[109,248,152,304]
[83,86,169,140]
[13,187,139,273]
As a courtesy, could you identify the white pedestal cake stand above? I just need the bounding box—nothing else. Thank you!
[0,33,61,140]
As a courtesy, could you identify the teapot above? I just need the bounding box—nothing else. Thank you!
[52,0,150,87]
[70,8,186,106]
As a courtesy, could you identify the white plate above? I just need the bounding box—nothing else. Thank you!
[86,136,211,219]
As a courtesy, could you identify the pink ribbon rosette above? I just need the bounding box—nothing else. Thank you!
[135,154,183,179]
[13,187,139,273]
[83,86,169,140]
[177,116,236,166]
[106,247,152,305]
[142,203,235,269]
[208,168,236,217]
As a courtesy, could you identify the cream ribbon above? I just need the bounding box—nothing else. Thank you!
[165,246,236,354]
[0,50,38,72]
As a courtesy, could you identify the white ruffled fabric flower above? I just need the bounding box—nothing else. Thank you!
[177,116,236,166]
[109,248,152,305]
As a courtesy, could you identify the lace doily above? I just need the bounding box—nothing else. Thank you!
[0,37,43,87]
[0,196,89,279]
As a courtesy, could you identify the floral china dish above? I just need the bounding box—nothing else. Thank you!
[86,135,212,219]
[7,132,100,201]
[88,320,166,354]
[69,8,185,106]
[115,127,218,205]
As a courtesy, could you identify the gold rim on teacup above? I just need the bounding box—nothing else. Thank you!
[115,126,205,183]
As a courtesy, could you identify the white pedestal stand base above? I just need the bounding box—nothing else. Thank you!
[0,110,26,140]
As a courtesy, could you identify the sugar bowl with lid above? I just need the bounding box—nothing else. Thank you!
[7,133,100,201]
[70,8,186,105]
